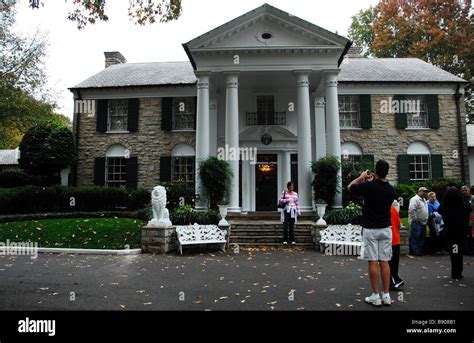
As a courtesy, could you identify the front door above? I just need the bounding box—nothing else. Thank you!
[255,154,278,211]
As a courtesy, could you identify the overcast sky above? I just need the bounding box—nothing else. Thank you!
[12,0,378,118]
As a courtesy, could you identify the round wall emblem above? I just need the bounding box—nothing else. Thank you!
[261,133,272,145]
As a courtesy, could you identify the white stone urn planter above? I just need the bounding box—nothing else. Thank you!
[315,203,327,226]
[218,205,229,226]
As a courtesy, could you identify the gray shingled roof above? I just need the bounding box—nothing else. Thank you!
[339,58,466,83]
[71,58,465,89]
[72,61,197,89]
[0,148,19,165]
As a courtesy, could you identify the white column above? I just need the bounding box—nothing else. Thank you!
[295,71,313,212]
[195,73,210,211]
[241,159,251,213]
[314,96,327,160]
[325,72,343,209]
[225,73,241,213]
[281,152,291,192]
[209,100,217,157]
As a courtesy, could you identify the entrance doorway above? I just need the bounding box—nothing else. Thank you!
[255,154,278,211]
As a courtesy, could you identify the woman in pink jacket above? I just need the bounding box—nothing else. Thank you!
[279,181,301,245]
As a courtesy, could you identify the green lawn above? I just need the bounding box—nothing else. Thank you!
[0,218,145,249]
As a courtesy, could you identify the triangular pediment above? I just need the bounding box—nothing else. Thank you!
[185,3,349,51]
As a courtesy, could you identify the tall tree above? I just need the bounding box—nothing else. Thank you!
[349,0,474,118]
[23,0,182,29]
[348,6,376,57]
[0,1,67,149]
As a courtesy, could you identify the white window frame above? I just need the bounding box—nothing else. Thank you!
[406,95,428,129]
[172,97,196,131]
[172,156,195,186]
[107,99,128,132]
[106,157,127,188]
[339,95,361,129]
[409,155,431,181]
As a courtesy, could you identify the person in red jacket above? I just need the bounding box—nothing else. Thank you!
[390,203,404,290]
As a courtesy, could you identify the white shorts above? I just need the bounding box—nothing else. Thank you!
[361,227,392,261]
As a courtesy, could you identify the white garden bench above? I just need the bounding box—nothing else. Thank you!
[175,223,227,255]
[319,224,362,255]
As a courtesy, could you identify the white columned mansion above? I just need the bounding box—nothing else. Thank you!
[70,4,468,213]
[184,4,351,212]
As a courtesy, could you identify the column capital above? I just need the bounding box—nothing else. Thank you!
[314,96,326,107]
[196,72,210,89]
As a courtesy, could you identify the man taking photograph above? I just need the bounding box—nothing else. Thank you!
[348,160,396,307]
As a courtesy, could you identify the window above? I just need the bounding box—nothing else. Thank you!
[106,157,127,188]
[341,142,363,166]
[257,95,275,125]
[409,155,431,181]
[172,156,195,185]
[172,97,195,130]
[108,100,128,132]
[339,96,360,128]
[406,96,428,128]
[407,141,431,181]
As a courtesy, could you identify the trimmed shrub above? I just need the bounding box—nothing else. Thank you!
[395,178,464,209]
[19,121,77,176]
[199,157,233,209]
[128,188,151,210]
[323,202,362,225]
[312,156,341,207]
[170,205,219,225]
[161,180,194,210]
[0,186,144,215]
[0,170,60,188]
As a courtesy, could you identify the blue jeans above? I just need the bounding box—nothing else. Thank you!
[410,221,426,255]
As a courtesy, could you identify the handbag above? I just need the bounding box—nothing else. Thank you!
[278,191,287,209]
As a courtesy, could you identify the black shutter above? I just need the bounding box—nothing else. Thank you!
[359,95,372,129]
[128,98,139,132]
[94,157,106,185]
[431,154,443,179]
[193,96,197,130]
[397,155,411,184]
[126,157,138,189]
[160,156,172,182]
[394,95,407,129]
[96,100,108,133]
[427,95,440,129]
[161,97,173,131]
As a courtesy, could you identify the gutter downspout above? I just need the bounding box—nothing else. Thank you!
[454,84,466,183]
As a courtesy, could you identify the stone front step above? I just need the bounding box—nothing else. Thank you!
[231,242,315,248]
[228,219,316,247]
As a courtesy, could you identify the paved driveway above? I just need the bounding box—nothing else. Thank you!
[0,248,472,311]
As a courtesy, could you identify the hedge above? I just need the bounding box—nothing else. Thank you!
[0,186,150,215]
[0,170,60,188]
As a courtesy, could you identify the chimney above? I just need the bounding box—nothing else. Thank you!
[104,51,127,68]
[346,46,363,58]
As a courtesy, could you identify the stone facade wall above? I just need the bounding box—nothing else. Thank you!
[76,97,196,190]
[340,94,468,184]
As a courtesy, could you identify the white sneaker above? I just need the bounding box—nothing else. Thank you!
[283,241,288,245]
[382,293,392,306]
[364,293,382,307]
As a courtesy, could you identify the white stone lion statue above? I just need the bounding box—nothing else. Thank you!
[148,186,172,228]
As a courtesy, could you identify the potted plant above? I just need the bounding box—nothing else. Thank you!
[199,156,233,209]
[314,199,328,226]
